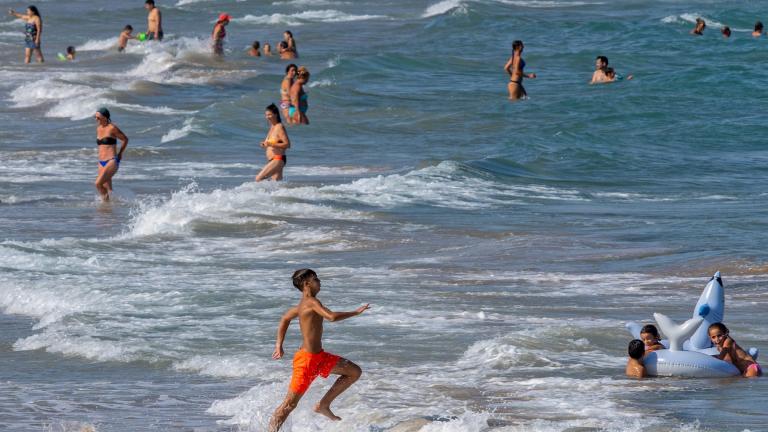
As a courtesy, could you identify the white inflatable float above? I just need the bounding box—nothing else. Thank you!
[626,272,759,378]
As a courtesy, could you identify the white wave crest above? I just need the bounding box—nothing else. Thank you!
[423,0,467,18]
[496,0,604,7]
[161,117,204,143]
[662,13,726,29]
[234,9,386,26]
[76,36,119,51]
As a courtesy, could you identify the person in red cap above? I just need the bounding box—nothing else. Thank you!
[212,13,230,56]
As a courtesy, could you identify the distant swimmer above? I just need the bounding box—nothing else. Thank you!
[283,30,298,57]
[255,104,290,182]
[752,21,763,37]
[212,13,230,56]
[8,5,44,63]
[590,56,631,84]
[62,46,75,61]
[289,67,310,125]
[268,269,369,432]
[263,42,273,56]
[690,17,705,35]
[280,64,297,120]
[93,108,128,201]
[278,41,296,60]
[248,40,261,57]
[504,40,535,100]
[144,0,163,41]
[118,25,135,52]
[722,26,731,38]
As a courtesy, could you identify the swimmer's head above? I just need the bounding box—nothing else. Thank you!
[145,0,155,9]
[28,5,40,17]
[708,322,729,344]
[595,55,608,70]
[66,46,75,55]
[722,26,731,37]
[755,21,764,32]
[252,40,260,49]
[284,30,294,39]
[696,18,706,30]
[94,107,111,124]
[512,40,523,53]
[628,339,645,360]
[218,13,231,24]
[124,24,133,32]
[265,103,282,124]
[278,41,288,50]
[292,268,320,293]
[285,63,297,75]
[605,67,615,78]
[640,324,660,346]
[296,67,310,82]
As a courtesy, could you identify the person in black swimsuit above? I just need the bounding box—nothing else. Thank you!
[94,108,128,201]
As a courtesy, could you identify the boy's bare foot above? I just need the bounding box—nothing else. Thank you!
[314,403,341,421]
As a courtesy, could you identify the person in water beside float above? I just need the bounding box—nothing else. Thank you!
[268,269,369,432]
[93,108,128,201]
[255,104,290,182]
[626,339,647,378]
[639,324,664,352]
[709,323,762,377]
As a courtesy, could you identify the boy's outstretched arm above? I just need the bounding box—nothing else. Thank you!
[311,299,370,323]
[273,306,298,359]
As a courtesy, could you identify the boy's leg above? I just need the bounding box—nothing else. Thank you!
[269,391,303,432]
[314,358,362,421]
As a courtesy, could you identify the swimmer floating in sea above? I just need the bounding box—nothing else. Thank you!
[752,21,763,37]
[504,40,535,100]
[690,17,705,35]
[93,108,128,201]
[248,40,261,57]
[255,104,290,182]
[268,269,369,432]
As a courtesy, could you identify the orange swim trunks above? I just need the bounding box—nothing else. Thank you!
[289,349,341,394]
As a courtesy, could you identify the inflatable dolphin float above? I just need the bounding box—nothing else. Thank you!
[626,272,759,378]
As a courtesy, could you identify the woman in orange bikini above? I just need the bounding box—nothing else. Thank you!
[504,40,536,100]
[255,104,290,182]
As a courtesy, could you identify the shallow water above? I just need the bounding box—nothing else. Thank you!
[1,0,767,431]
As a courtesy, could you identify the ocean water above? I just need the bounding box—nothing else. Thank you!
[1,0,767,430]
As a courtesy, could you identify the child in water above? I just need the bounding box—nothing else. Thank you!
[248,40,261,57]
[605,67,633,82]
[118,25,135,52]
[268,269,369,431]
[691,17,706,35]
[263,42,272,56]
[626,339,647,378]
[708,322,762,377]
[65,46,75,60]
[640,324,664,352]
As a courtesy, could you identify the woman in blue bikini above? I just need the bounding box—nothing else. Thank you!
[94,108,128,201]
[8,5,44,63]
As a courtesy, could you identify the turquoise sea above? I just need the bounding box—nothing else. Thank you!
[1,0,766,430]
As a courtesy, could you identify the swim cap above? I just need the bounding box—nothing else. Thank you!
[218,13,231,22]
[96,107,111,119]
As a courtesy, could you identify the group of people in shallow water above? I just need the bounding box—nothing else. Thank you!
[692,17,768,39]
[625,323,762,378]
[6,2,311,200]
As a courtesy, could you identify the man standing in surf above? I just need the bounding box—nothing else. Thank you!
[268,269,369,431]
[144,0,163,41]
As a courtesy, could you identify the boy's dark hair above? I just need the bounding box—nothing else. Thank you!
[252,40,260,49]
[628,339,645,359]
[708,322,728,334]
[292,269,317,291]
[124,24,133,31]
[145,0,155,5]
[596,55,609,65]
[640,324,660,338]
[755,21,764,32]
[66,46,75,54]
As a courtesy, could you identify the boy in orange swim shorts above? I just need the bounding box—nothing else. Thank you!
[269,269,370,432]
